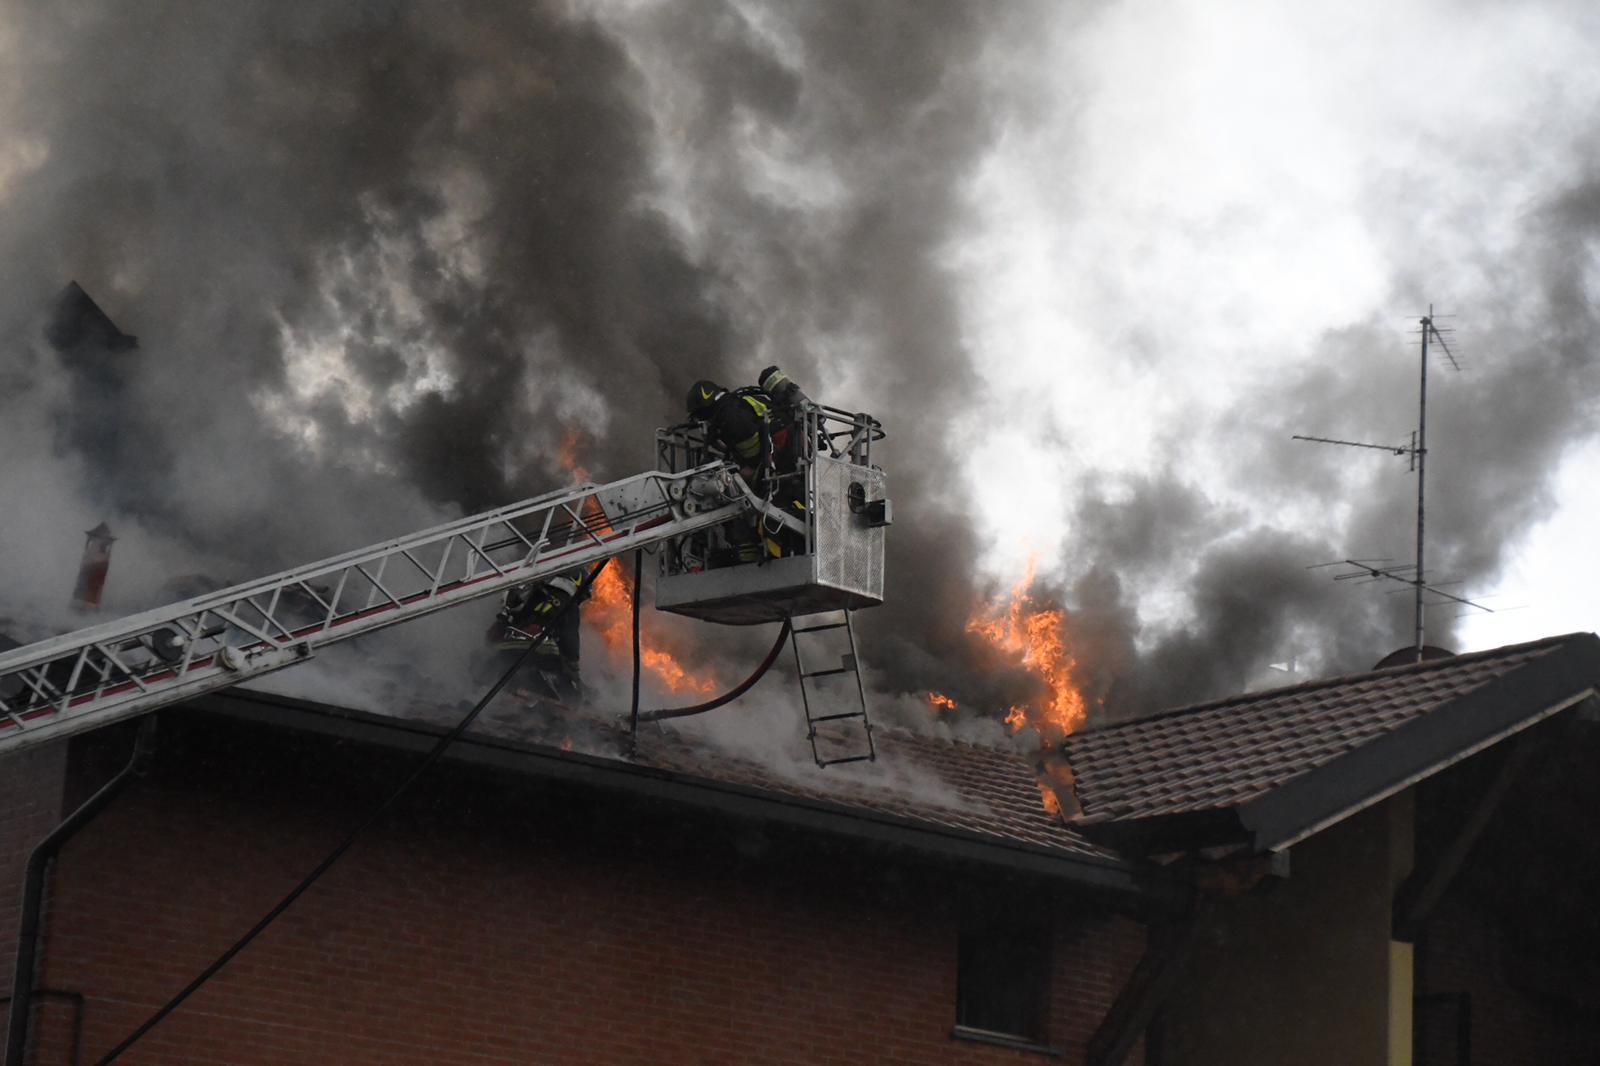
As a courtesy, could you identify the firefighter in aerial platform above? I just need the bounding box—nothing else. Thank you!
[685,367,812,562]
[482,567,592,706]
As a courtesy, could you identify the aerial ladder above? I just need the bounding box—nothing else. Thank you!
[0,407,889,766]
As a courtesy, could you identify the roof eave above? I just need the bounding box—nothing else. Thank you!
[1236,634,1600,852]
[183,689,1192,914]
[1071,805,1252,856]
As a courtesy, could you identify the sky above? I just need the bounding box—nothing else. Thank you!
[1,0,1598,733]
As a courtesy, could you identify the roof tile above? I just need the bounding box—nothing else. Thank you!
[620,725,1126,866]
[1064,634,1587,826]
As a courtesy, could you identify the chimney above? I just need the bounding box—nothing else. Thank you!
[46,281,139,355]
[71,522,116,612]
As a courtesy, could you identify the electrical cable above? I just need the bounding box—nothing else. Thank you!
[635,618,792,723]
[92,557,613,1065]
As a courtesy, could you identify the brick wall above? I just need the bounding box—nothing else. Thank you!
[1416,892,1600,1066]
[21,716,1145,1065]
[0,740,68,1000]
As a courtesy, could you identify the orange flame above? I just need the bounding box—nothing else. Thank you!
[968,557,1088,736]
[926,691,957,712]
[551,429,716,696]
[1036,781,1063,819]
[584,543,718,696]
[556,427,590,483]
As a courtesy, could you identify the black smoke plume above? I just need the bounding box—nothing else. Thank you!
[2,1,1596,731]
[0,1,1013,696]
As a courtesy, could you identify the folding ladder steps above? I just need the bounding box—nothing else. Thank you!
[789,610,875,767]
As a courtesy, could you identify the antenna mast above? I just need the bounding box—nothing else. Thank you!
[1294,306,1485,661]
[1415,308,1432,655]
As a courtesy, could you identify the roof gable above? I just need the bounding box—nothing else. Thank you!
[1061,633,1600,854]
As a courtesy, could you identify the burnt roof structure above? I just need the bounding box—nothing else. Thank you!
[1059,632,1600,856]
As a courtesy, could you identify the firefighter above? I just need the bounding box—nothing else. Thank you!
[686,373,810,562]
[687,380,774,564]
[758,364,812,414]
[482,567,592,705]
[757,364,813,476]
[685,379,770,481]
[686,368,812,481]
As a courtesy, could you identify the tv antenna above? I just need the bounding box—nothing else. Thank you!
[1294,306,1491,662]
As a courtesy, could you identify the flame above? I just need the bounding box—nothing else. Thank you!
[560,736,574,752]
[1036,781,1063,819]
[556,427,590,482]
[968,556,1088,736]
[551,429,716,696]
[585,553,718,696]
[926,691,957,712]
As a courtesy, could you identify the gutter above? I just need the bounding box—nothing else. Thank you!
[6,720,156,1066]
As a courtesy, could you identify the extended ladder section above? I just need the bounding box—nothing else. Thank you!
[789,610,875,767]
[0,463,759,756]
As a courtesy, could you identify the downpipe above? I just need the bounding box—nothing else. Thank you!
[6,719,156,1066]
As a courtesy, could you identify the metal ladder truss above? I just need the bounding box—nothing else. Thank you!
[789,610,875,767]
[0,462,749,755]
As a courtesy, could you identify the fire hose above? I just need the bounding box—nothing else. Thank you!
[624,546,792,729]
[634,618,793,724]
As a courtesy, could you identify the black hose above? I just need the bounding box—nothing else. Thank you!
[636,619,792,723]
[628,549,642,738]
[93,557,612,1065]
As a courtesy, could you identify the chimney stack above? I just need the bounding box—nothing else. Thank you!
[71,522,116,612]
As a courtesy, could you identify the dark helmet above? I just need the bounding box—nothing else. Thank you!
[686,379,724,416]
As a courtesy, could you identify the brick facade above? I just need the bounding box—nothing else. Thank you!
[5,715,1145,1065]
[1416,891,1600,1066]
[0,742,66,1002]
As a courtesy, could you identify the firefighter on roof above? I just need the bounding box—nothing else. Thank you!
[482,567,592,705]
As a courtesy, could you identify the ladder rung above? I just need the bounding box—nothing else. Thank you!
[793,622,848,634]
[818,754,875,766]
[810,711,867,724]
[802,667,854,680]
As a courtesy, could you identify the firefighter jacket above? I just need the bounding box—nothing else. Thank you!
[488,568,592,663]
[704,387,774,469]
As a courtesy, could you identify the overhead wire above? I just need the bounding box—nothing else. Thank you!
[92,556,614,1065]
[96,544,794,1062]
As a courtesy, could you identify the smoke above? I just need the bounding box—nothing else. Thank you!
[2,0,1599,748]
[0,0,1016,728]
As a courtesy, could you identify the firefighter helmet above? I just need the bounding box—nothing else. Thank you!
[686,380,724,416]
